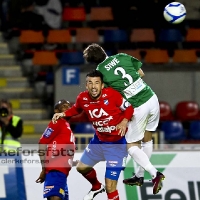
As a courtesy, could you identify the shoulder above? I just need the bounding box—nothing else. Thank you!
[103,87,120,96]
[117,53,132,58]
[117,53,129,57]
[117,53,141,62]
[77,91,88,99]
[47,119,67,131]
[46,120,59,130]
[41,122,56,140]
[42,119,68,138]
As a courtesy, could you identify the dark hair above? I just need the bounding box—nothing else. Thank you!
[0,99,12,116]
[0,99,12,109]
[83,43,107,64]
[86,70,104,82]
[54,99,70,110]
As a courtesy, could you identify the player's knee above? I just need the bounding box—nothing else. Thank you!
[76,165,84,173]
[127,142,140,150]
[105,180,117,193]
[128,145,139,156]
[76,163,90,174]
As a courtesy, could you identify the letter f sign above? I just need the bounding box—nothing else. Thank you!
[62,67,80,85]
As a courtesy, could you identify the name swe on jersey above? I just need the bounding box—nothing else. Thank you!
[104,58,119,71]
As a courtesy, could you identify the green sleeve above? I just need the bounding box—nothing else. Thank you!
[131,56,142,71]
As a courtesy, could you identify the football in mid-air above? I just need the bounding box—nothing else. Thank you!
[163,2,186,24]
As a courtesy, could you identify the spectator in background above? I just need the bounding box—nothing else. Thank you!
[0,99,23,152]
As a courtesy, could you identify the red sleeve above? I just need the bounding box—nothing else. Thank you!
[112,89,134,120]
[64,95,83,117]
[123,105,134,120]
[114,89,125,107]
[69,111,89,123]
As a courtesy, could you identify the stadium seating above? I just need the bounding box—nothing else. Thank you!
[183,28,200,48]
[89,7,114,27]
[60,51,85,65]
[19,30,45,44]
[130,28,156,48]
[117,49,142,60]
[175,101,200,121]
[159,101,174,121]
[75,28,100,43]
[158,29,183,49]
[158,29,183,42]
[160,121,186,141]
[189,121,200,140]
[46,29,72,44]
[74,123,95,133]
[172,49,198,63]
[33,51,58,66]
[143,49,169,63]
[185,28,200,42]
[62,7,86,21]
[90,7,114,21]
[73,122,95,150]
[103,29,128,43]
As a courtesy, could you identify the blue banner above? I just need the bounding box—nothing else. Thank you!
[0,155,27,200]
[62,67,80,85]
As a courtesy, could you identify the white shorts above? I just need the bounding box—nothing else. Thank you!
[125,94,160,143]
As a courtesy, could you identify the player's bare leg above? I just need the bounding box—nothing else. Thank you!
[105,178,119,200]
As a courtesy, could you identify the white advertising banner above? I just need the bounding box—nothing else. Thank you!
[0,151,200,200]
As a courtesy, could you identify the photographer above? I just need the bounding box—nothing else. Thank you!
[0,99,23,152]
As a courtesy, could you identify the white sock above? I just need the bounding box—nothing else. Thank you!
[128,146,157,178]
[135,140,153,178]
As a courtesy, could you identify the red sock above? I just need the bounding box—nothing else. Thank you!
[82,168,101,191]
[107,190,119,200]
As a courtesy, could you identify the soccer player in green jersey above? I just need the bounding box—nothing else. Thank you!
[83,43,165,195]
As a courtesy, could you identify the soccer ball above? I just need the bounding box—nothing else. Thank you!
[163,2,186,24]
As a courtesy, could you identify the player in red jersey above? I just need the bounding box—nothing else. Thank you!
[52,70,134,200]
[36,99,75,200]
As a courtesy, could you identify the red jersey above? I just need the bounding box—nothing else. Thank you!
[39,118,75,175]
[65,87,134,142]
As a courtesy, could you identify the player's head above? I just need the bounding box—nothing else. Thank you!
[86,70,104,99]
[83,43,107,64]
[54,99,71,113]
